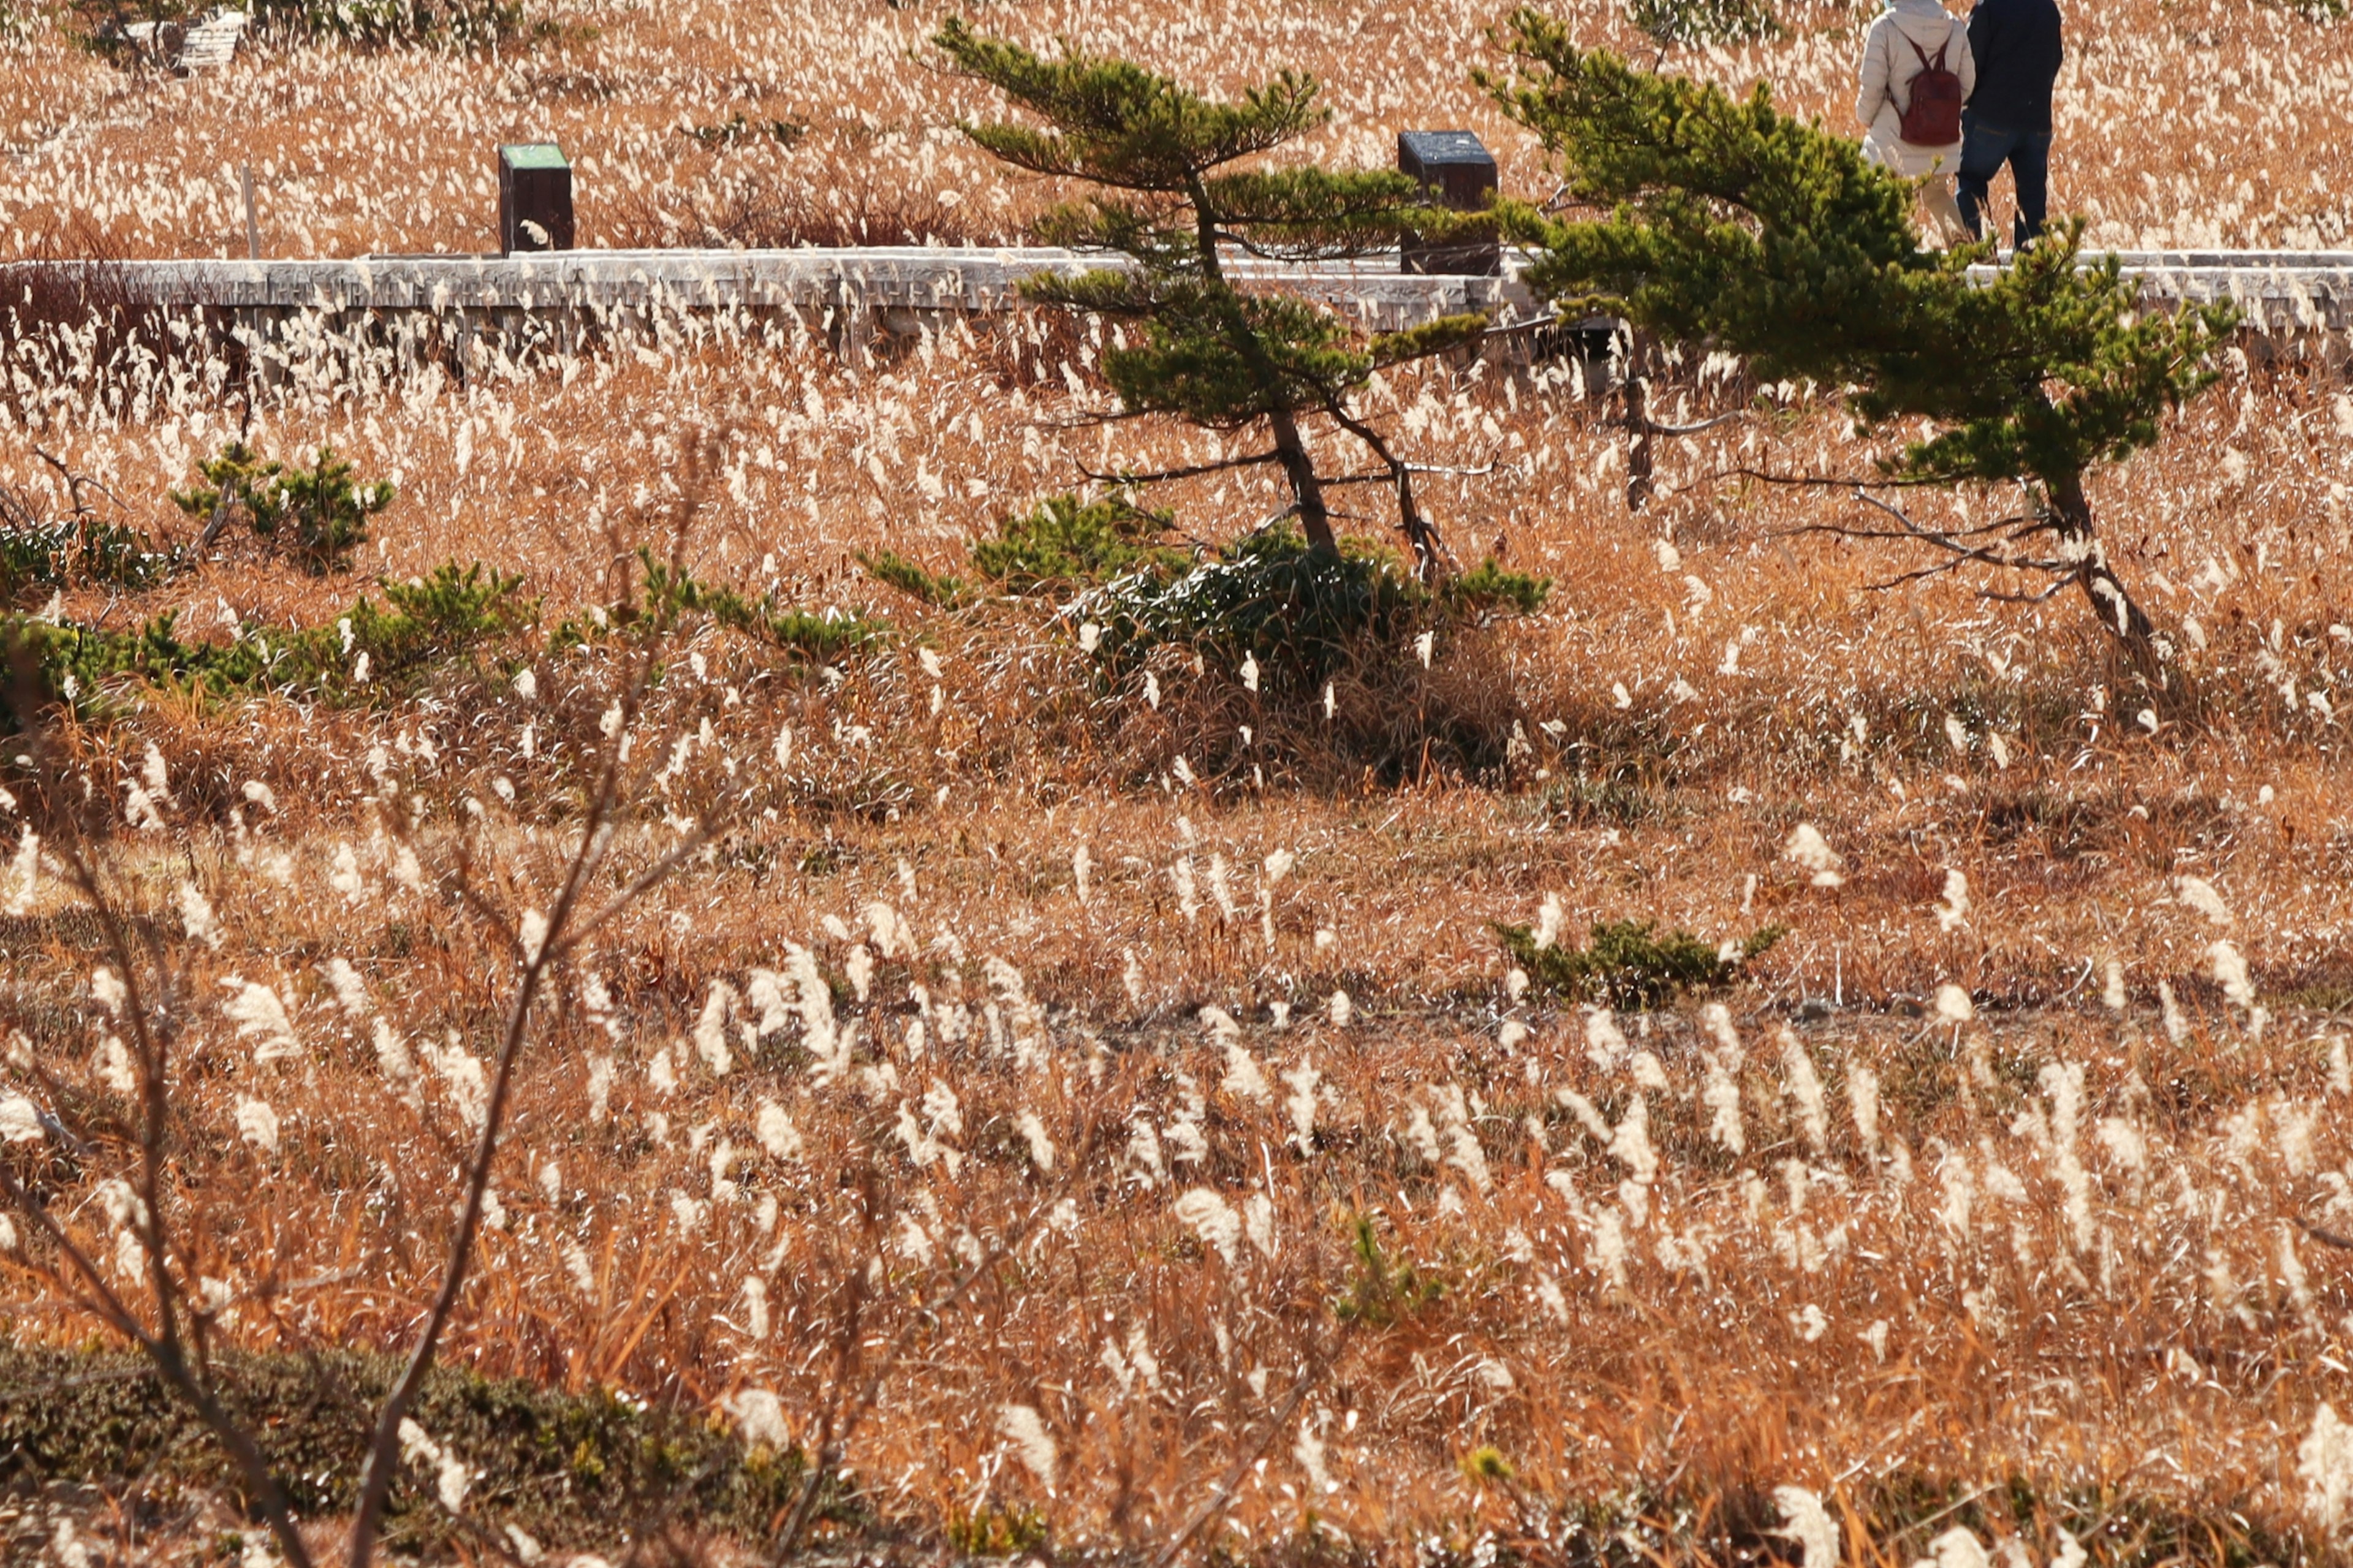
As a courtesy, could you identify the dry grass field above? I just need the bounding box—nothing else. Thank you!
[3,0,2353,1563]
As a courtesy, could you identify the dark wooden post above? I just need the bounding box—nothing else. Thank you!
[498,143,574,256]
[1396,131,1499,276]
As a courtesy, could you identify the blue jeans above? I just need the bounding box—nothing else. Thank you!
[1955,113,2052,245]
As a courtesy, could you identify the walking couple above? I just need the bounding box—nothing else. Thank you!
[1854,0,2063,248]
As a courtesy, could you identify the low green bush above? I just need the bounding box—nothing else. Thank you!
[1089,525,1548,694]
[1090,525,1425,691]
[0,487,176,605]
[863,547,965,607]
[863,496,1549,787]
[4,545,878,726]
[1331,1214,1446,1327]
[6,560,537,716]
[1496,917,1783,1009]
[969,491,1190,594]
[863,496,1548,695]
[866,491,1191,607]
[0,1344,847,1555]
[172,441,394,575]
[1442,555,1554,618]
[555,549,882,665]
[1624,0,1779,47]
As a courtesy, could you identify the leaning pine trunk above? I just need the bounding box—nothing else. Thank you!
[2050,469,2164,686]
[1268,407,1339,553]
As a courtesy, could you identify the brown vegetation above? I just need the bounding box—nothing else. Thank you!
[2,0,2352,1562]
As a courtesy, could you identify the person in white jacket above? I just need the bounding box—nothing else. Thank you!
[1854,0,1977,243]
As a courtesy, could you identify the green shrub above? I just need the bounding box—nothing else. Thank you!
[865,492,1192,607]
[0,1345,847,1555]
[861,507,1547,787]
[969,492,1190,594]
[945,1505,1051,1557]
[1442,555,1553,619]
[0,486,176,605]
[1496,917,1783,1009]
[1089,526,1544,694]
[865,498,1547,690]
[1089,526,1422,692]
[1624,0,1778,47]
[574,551,881,664]
[861,548,969,608]
[5,560,537,718]
[1331,1214,1445,1327]
[173,441,394,574]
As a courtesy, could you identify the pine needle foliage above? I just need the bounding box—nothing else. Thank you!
[8,550,876,723]
[173,440,394,574]
[0,486,175,604]
[627,554,879,664]
[0,1345,838,1556]
[974,495,1186,592]
[1482,23,2235,676]
[6,561,536,718]
[1332,1214,1444,1327]
[1086,526,1547,695]
[865,492,1191,606]
[936,19,1491,569]
[1495,917,1783,1009]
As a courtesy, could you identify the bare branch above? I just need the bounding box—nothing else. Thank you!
[348,437,735,1567]
[1148,1335,1346,1568]
[548,826,714,960]
[1701,464,1959,491]
[2298,1219,2353,1252]
[0,678,321,1568]
[768,1168,1080,1566]
[1076,447,1281,486]
[32,445,130,518]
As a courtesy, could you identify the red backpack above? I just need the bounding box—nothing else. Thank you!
[1898,35,1965,146]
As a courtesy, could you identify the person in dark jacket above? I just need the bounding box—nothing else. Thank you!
[1957,0,2063,246]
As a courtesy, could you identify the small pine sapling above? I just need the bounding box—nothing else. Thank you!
[936,19,1493,577]
[864,491,1191,605]
[1495,917,1782,1009]
[1483,23,2234,683]
[175,441,393,574]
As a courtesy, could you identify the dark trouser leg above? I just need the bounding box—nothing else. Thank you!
[1955,113,2015,241]
[2009,129,2053,244]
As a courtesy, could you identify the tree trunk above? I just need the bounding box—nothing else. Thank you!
[1392,464,1447,583]
[1623,329,1654,513]
[2050,469,2165,686]
[1188,181,1338,555]
[1269,407,1338,553]
[1327,404,1444,578]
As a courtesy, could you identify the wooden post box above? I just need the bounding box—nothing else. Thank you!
[1397,131,1499,276]
[498,143,574,255]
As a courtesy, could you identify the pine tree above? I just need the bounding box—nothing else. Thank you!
[936,19,1493,572]
[1483,18,2234,678]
